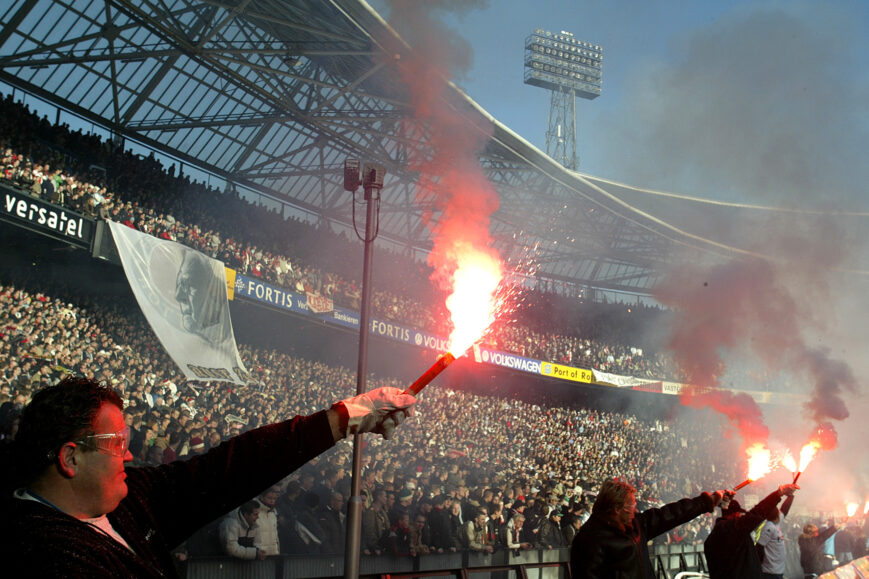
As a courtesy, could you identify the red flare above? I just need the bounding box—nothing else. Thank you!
[404,352,456,396]
[733,479,752,491]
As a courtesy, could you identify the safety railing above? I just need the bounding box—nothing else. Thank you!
[185,549,568,579]
[184,544,715,579]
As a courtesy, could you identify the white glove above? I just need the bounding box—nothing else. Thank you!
[337,387,416,439]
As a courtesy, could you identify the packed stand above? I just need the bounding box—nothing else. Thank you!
[0,272,759,560]
[0,92,703,387]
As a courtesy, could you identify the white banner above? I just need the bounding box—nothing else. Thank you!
[108,221,249,384]
[592,369,655,388]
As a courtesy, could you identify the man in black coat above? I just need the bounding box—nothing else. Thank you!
[316,490,346,554]
[562,512,583,546]
[538,508,565,549]
[570,478,725,578]
[0,376,414,577]
[834,523,855,564]
[799,522,839,576]
[704,484,799,579]
[428,494,454,553]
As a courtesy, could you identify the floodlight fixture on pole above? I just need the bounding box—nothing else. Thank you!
[362,163,385,195]
[343,158,360,192]
[524,29,602,170]
[343,158,384,579]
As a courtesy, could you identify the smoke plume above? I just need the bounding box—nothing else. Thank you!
[801,349,858,426]
[655,251,859,453]
[381,1,502,293]
[601,5,867,210]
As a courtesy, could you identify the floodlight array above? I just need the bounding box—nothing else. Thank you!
[524,29,602,99]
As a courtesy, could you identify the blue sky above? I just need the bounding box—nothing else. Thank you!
[373,0,868,208]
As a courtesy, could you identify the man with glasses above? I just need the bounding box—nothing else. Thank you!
[0,375,415,576]
[570,478,727,578]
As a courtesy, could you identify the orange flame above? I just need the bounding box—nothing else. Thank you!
[746,443,772,481]
[846,502,858,518]
[864,499,868,515]
[782,452,797,473]
[799,441,820,472]
[445,248,503,355]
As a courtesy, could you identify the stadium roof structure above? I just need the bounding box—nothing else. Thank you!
[0,0,738,297]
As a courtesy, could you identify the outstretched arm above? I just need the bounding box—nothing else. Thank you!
[640,492,720,539]
[780,494,795,518]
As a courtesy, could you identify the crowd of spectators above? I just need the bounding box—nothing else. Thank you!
[0,271,745,557]
[1,91,825,561]
[0,91,694,385]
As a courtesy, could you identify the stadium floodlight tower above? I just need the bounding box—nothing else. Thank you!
[524,29,602,170]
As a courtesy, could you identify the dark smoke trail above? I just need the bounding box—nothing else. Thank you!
[657,254,860,451]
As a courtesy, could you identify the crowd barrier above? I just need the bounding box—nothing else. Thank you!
[186,549,569,579]
[651,541,805,579]
[652,544,707,577]
[183,544,748,579]
[820,555,869,578]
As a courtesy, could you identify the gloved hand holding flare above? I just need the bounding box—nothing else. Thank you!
[338,387,416,439]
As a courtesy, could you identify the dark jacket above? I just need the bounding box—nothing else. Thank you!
[388,521,413,556]
[296,502,326,554]
[704,489,785,579]
[276,498,305,554]
[0,411,335,577]
[316,505,345,554]
[563,522,580,546]
[448,511,466,550]
[538,517,565,548]
[835,526,855,555]
[570,493,716,578]
[799,526,838,574]
[488,517,508,550]
[428,506,453,551]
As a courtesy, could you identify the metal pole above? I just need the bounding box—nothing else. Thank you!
[344,185,378,578]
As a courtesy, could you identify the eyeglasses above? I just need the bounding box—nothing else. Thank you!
[76,426,131,457]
